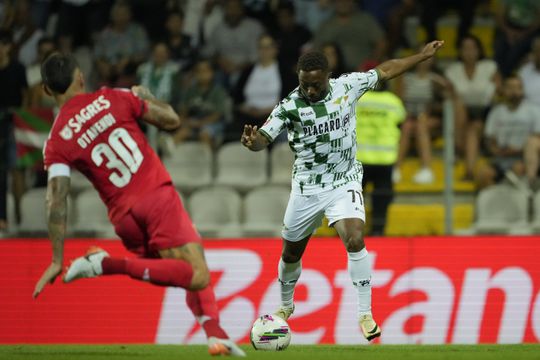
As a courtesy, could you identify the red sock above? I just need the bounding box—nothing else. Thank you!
[102,257,193,289]
[186,287,228,339]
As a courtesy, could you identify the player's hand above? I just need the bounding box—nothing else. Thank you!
[131,85,156,101]
[33,262,62,299]
[421,40,444,59]
[241,125,258,148]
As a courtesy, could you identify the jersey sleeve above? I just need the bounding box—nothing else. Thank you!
[259,103,288,142]
[43,137,70,170]
[113,88,148,119]
[339,70,379,99]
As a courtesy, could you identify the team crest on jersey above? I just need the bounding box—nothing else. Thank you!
[60,125,73,140]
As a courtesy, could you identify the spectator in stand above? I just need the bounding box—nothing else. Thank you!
[321,42,347,78]
[313,0,386,71]
[137,43,179,104]
[382,0,417,56]
[137,42,180,151]
[0,31,28,233]
[445,34,501,181]
[228,34,295,141]
[418,0,479,43]
[394,52,454,184]
[477,75,540,190]
[2,0,45,67]
[184,0,225,48]
[163,11,198,72]
[55,0,112,49]
[27,36,56,108]
[494,0,540,77]
[94,1,150,87]
[26,37,55,89]
[292,0,334,33]
[270,1,312,76]
[173,58,230,149]
[519,36,540,108]
[204,0,264,89]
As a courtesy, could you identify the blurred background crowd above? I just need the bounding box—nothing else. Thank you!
[1,0,540,238]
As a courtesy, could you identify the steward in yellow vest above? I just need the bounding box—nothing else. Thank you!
[356,89,405,235]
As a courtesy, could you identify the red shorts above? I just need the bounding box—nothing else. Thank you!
[114,185,200,258]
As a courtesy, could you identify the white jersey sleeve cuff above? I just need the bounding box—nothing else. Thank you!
[48,163,71,180]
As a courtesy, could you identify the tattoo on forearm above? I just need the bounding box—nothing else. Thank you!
[46,176,70,262]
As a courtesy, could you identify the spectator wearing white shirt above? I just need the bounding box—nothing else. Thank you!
[478,76,540,190]
[519,37,540,108]
[445,34,501,180]
[204,0,264,89]
[228,34,295,142]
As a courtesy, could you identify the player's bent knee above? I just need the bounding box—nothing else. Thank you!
[189,265,210,290]
[345,234,365,253]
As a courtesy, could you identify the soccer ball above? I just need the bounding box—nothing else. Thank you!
[250,314,291,351]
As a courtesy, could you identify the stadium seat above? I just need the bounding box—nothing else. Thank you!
[473,184,529,234]
[242,186,290,237]
[19,188,50,235]
[188,186,242,238]
[270,142,294,186]
[73,188,116,237]
[215,143,268,192]
[163,141,213,192]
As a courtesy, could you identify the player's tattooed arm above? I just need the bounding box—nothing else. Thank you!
[46,176,70,264]
[33,176,70,298]
[131,85,181,131]
[241,125,270,151]
[376,40,444,81]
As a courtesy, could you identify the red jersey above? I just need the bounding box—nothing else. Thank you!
[44,87,172,224]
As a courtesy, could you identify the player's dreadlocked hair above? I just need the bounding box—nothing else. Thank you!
[41,52,79,95]
[296,51,329,73]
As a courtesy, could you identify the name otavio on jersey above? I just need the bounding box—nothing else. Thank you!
[302,113,351,137]
[59,95,111,140]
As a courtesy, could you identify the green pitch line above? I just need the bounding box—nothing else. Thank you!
[0,344,539,360]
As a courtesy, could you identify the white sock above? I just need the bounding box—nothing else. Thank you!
[278,258,301,309]
[348,248,372,316]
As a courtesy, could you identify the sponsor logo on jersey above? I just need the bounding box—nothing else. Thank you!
[303,114,351,137]
[61,95,111,136]
[60,125,73,140]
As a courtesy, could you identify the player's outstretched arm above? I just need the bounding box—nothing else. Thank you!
[376,40,444,82]
[33,175,70,299]
[241,125,270,151]
[131,85,181,131]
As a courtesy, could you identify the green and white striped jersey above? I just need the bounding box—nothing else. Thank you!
[260,69,379,195]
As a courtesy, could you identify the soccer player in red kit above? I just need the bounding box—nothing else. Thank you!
[32,53,245,357]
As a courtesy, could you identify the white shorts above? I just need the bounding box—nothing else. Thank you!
[282,181,365,242]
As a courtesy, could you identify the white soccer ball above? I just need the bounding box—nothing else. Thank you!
[250,314,291,351]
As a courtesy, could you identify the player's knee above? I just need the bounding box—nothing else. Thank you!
[345,232,365,253]
[190,265,210,290]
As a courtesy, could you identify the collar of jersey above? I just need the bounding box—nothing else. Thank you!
[299,83,333,105]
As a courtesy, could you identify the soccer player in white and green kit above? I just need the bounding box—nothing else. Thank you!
[241,40,444,341]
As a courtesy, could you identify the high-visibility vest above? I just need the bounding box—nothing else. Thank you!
[355,90,406,165]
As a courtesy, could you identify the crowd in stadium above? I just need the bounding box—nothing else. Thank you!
[1,0,540,236]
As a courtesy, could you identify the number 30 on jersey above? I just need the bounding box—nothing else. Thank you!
[91,127,144,187]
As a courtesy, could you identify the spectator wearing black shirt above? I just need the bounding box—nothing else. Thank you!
[0,31,28,233]
[270,1,312,76]
[163,11,198,71]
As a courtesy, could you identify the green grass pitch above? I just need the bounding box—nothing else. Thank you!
[1,344,539,360]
